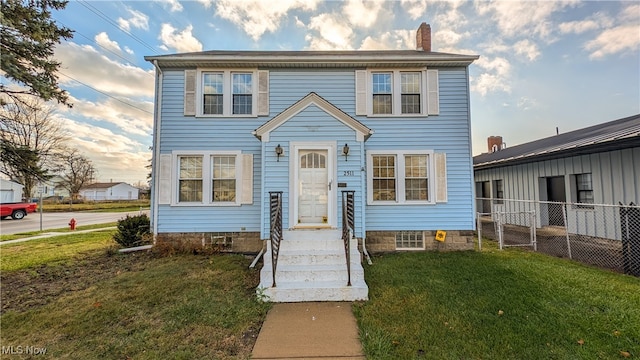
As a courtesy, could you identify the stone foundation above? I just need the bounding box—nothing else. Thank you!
[364,230,475,253]
[155,232,263,253]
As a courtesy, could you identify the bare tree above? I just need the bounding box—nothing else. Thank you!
[56,148,96,200]
[0,95,68,196]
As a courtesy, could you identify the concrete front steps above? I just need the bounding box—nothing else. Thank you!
[258,229,369,302]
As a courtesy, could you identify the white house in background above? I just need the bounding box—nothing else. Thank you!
[29,176,71,199]
[0,179,24,203]
[80,182,140,201]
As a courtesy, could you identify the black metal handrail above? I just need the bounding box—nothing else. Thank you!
[342,191,355,286]
[269,192,283,287]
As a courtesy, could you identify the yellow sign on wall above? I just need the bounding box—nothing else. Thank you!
[435,230,447,242]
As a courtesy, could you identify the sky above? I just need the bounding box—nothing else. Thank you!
[5,0,640,186]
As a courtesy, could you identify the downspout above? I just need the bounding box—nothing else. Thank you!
[360,139,372,265]
[151,60,163,241]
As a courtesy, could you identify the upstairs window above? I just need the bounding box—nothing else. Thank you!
[203,73,223,115]
[356,69,438,117]
[401,72,421,114]
[372,73,392,115]
[232,73,252,115]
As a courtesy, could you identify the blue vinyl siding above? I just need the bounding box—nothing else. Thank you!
[362,68,475,231]
[155,67,475,234]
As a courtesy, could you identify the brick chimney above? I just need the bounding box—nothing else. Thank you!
[416,22,431,52]
[488,136,504,153]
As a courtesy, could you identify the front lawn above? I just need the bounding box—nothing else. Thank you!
[354,248,640,359]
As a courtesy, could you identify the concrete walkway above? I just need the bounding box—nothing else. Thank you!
[0,227,116,246]
[252,302,365,360]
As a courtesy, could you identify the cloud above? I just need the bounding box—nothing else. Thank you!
[359,30,413,50]
[54,42,154,98]
[159,24,203,53]
[400,0,427,21]
[58,118,150,183]
[306,13,354,50]
[157,0,183,12]
[584,4,640,59]
[215,0,319,41]
[585,24,640,59]
[434,29,469,49]
[94,32,122,55]
[517,96,539,111]
[472,57,512,96]
[117,7,149,32]
[513,39,540,61]
[558,12,613,34]
[59,95,153,137]
[343,0,384,28]
[475,0,578,40]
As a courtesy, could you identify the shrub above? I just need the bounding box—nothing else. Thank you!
[113,214,151,248]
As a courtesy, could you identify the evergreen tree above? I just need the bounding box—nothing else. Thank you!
[0,0,73,106]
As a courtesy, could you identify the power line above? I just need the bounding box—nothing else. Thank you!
[77,0,159,55]
[58,72,153,115]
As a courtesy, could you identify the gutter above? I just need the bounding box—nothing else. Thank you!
[151,60,163,241]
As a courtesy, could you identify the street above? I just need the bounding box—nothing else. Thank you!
[0,210,149,235]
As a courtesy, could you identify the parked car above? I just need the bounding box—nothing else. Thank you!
[0,202,38,220]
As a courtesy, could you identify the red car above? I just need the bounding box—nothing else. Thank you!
[0,202,38,220]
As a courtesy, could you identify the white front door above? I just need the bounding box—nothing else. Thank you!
[298,150,328,224]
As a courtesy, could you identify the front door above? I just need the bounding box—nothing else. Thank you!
[298,150,329,224]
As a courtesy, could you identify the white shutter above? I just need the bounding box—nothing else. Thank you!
[241,154,253,204]
[355,70,367,115]
[184,70,196,116]
[158,154,172,205]
[427,69,439,116]
[435,153,447,203]
[257,70,269,116]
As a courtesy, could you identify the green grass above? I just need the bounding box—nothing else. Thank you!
[0,229,117,271]
[0,222,117,242]
[354,248,640,359]
[1,253,270,359]
[41,200,150,212]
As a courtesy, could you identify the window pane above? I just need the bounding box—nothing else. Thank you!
[178,156,202,202]
[179,180,202,202]
[203,73,223,115]
[401,72,421,114]
[212,156,236,202]
[372,73,392,115]
[179,157,202,179]
[405,155,428,201]
[372,155,396,201]
[396,231,423,249]
[232,73,253,114]
[576,173,593,204]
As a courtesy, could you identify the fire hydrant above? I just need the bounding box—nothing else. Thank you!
[69,218,77,230]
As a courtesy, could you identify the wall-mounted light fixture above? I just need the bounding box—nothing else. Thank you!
[275,144,283,162]
[342,143,350,161]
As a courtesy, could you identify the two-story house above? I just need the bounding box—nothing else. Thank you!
[145,23,478,301]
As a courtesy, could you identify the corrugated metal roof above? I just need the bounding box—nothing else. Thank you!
[473,114,640,169]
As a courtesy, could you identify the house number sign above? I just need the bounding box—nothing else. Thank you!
[343,170,355,176]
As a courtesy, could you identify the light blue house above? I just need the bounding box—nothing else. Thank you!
[146,23,478,301]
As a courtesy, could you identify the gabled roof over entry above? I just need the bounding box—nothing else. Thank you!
[253,92,374,142]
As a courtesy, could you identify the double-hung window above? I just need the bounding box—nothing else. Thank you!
[575,173,594,207]
[212,156,236,202]
[178,156,203,202]
[493,179,504,204]
[372,73,392,115]
[358,69,437,116]
[367,150,436,205]
[197,70,256,117]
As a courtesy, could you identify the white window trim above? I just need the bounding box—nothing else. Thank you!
[196,69,258,117]
[367,68,428,117]
[171,150,243,206]
[366,150,435,205]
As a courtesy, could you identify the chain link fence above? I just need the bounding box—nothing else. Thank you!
[476,198,640,277]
